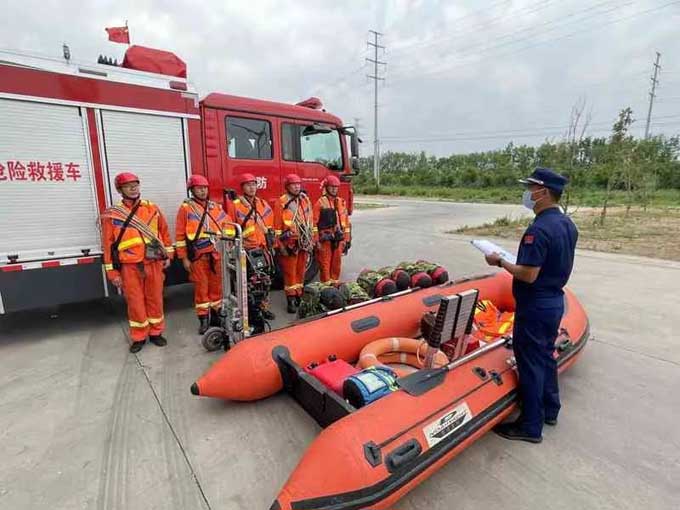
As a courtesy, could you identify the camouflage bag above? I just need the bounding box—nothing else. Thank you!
[415,260,449,284]
[396,261,433,288]
[357,269,397,298]
[297,282,347,319]
[377,265,410,291]
[338,281,370,305]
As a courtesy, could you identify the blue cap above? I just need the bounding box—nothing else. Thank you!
[519,167,568,193]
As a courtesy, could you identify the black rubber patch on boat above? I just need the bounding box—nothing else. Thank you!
[363,441,382,467]
[352,316,380,333]
[422,294,443,307]
[386,439,422,473]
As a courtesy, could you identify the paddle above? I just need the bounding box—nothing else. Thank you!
[397,337,509,396]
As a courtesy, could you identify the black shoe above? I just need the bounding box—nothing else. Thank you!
[295,296,301,307]
[287,297,297,314]
[149,334,167,347]
[545,417,558,426]
[262,309,276,321]
[493,422,542,444]
[130,341,145,353]
[198,316,209,335]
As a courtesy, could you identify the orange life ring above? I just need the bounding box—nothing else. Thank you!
[357,337,449,377]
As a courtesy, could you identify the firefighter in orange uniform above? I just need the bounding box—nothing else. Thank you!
[226,173,276,322]
[274,174,314,313]
[176,175,235,334]
[313,175,351,284]
[102,172,174,353]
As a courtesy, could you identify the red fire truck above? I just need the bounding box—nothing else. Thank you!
[0,46,359,314]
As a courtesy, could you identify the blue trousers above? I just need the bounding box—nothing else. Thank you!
[513,307,562,437]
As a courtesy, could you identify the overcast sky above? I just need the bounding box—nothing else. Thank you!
[3,0,680,156]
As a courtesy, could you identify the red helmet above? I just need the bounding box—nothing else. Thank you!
[284,173,302,186]
[187,174,209,189]
[239,173,257,186]
[114,172,139,189]
[323,175,341,187]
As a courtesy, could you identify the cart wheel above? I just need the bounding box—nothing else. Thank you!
[202,327,227,352]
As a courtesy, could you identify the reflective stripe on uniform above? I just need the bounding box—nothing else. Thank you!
[210,300,222,307]
[176,240,187,247]
[165,246,175,253]
[104,263,114,271]
[148,316,164,324]
[242,225,255,237]
[129,319,149,328]
[195,302,211,310]
[118,236,144,250]
[283,220,293,226]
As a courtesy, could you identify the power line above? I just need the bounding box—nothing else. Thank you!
[366,29,386,185]
[645,51,662,139]
[387,0,623,80]
[387,1,676,86]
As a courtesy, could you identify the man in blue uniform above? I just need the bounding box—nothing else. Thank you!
[484,167,578,444]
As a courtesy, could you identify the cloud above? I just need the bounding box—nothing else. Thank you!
[2,0,679,156]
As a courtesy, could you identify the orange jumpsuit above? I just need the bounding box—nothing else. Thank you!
[175,199,235,317]
[102,199,174,343]
[274,192,313,297]
[313,193,351,284]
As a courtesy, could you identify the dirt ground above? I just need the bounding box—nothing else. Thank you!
[453,207,680,261]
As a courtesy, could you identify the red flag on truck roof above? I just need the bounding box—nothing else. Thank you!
[105,26,130,44]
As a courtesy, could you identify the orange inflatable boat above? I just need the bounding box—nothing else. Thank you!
[190,271,588,509]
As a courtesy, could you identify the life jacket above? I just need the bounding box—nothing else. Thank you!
[102,199,173,272]
[175,199,234,260]
[313,193,351,242]
[228,195,273,250]
[471,299,515,341]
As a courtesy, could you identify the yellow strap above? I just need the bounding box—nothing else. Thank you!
[129,319,149,328]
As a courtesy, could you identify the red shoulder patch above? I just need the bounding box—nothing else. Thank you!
[523,234,534,244]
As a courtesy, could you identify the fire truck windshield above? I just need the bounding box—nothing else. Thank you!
[300,129,343,170]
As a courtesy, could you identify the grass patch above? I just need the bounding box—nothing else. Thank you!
[453,207,680,261]
[355,185,680,208]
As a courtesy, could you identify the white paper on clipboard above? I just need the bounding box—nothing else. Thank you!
[471,239,517,264]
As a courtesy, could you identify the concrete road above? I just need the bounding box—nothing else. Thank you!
[1,198,678,510]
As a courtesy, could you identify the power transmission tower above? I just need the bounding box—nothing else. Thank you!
[366,30,386,185]
[644,52,661,139]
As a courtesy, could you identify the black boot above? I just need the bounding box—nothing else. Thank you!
[295,296,301,307]
[129,340,145,353]
[198,316,209,335]
[262,309,276,321]
[149,334,167,347]
[287,296,297,314]
[493,421,542,444]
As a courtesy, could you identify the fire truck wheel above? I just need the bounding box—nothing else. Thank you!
[202,327,228,352]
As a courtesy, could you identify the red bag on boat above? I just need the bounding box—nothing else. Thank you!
[305,357,359,396]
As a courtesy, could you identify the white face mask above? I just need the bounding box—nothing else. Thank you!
[522,190,536,210]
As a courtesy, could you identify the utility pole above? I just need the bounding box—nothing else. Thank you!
[366,30,386,185]
[644,52,661,139]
